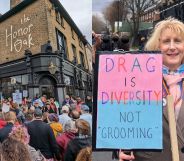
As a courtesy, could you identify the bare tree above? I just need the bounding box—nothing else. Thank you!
[123,0,158,45]
[92,14,106,34]
[103,1,128,32]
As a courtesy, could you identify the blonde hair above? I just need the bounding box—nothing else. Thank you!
[75,146,92,161]
[145,17,184,51]
[76,119,90,135]
[4,111,16,122]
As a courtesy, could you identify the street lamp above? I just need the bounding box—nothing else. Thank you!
[48,61,57,74]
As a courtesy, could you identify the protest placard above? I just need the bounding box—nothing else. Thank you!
[13,92,22,104]
[93,52,162,150]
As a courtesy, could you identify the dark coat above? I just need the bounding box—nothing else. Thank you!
[64,136,92,161]
[0,122,13,143]
[26,120,61,160]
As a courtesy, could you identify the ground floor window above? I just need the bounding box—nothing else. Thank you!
[0,74,29,99]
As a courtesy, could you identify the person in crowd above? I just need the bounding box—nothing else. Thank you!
[69,103,77,112]
[22,97,28,106]
[22,105,28,115]
[54,99,60,115]
[62,95,73,106]
[64,119,92,161]
[75,146,92,161]
[80,104,92,133]
[42,112,49,123]
[69,109,80,122]
[33,101,42,110]
[24,110,34,125]
[11,102,25,124]
[26,108,61,160]
[56,120,77,161]
[1,136,32,161]
[59,105,71,127]
[85,95,93,113]
[48,113,63,137]
[32,93,39,102]
[7,97,13,106]
[76,96,84,112]
[139,36,146,50]
[43,101,50,113]
[70,96,77,105]
[41,95,47,107]
[119,17,184,161]
[49,97,57,114]
[30,105,35,112]
[8,125,45,161]
[0,111,16,142]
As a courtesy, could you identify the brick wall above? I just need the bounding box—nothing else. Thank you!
[45,0,88,68]
[0,0,48,64]
[0,0,89,70]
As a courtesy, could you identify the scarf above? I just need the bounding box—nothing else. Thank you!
[163,64,184,119]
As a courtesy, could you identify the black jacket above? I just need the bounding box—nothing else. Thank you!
[26,120,61,160]
[64,136,92,161]
[0,122,13,143]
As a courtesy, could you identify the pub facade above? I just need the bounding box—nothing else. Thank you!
[0,0,92,104]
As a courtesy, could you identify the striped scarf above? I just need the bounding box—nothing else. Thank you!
[163,64,184,119]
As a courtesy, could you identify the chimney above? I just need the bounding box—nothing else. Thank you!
[10,0,22,9]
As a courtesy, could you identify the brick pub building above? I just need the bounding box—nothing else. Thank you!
[0,0,92,103]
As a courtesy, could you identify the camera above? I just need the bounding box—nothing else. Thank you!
[99,34,129,51]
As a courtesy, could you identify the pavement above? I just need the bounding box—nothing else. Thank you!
[92,151,119,161]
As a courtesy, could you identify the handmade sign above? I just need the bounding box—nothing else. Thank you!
[93,52,162,149]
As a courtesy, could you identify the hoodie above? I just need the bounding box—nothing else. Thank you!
[49,122,62,137]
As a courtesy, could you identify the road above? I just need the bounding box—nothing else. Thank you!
[92,151,119,161]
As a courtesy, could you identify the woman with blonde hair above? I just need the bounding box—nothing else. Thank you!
[75,146,92,161]
[119,17,184,161]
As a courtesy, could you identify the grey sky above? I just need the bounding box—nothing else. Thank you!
[92,0,113,12]
[0,0,91,43]
[92,0,114,23]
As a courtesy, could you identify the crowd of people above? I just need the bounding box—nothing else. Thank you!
[0,94,93,161]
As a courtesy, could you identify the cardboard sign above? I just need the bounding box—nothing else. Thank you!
[13,92,22,104]
[2,103,10,113]
[23,90,28,98]
[93,52,163,150]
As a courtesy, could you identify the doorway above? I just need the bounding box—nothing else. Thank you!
[39,76,57,99]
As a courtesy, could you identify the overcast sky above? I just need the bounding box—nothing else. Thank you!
[92,0,114,22]
[0,0,91,43]
[93,0,113,12]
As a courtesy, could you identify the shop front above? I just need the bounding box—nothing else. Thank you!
[0,50,92,104]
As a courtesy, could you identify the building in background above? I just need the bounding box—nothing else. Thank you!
[159,0,184,21]
[0,0,92,103]
[139,0,184,39]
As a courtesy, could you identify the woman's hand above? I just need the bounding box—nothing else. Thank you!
[119,150,135,161]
